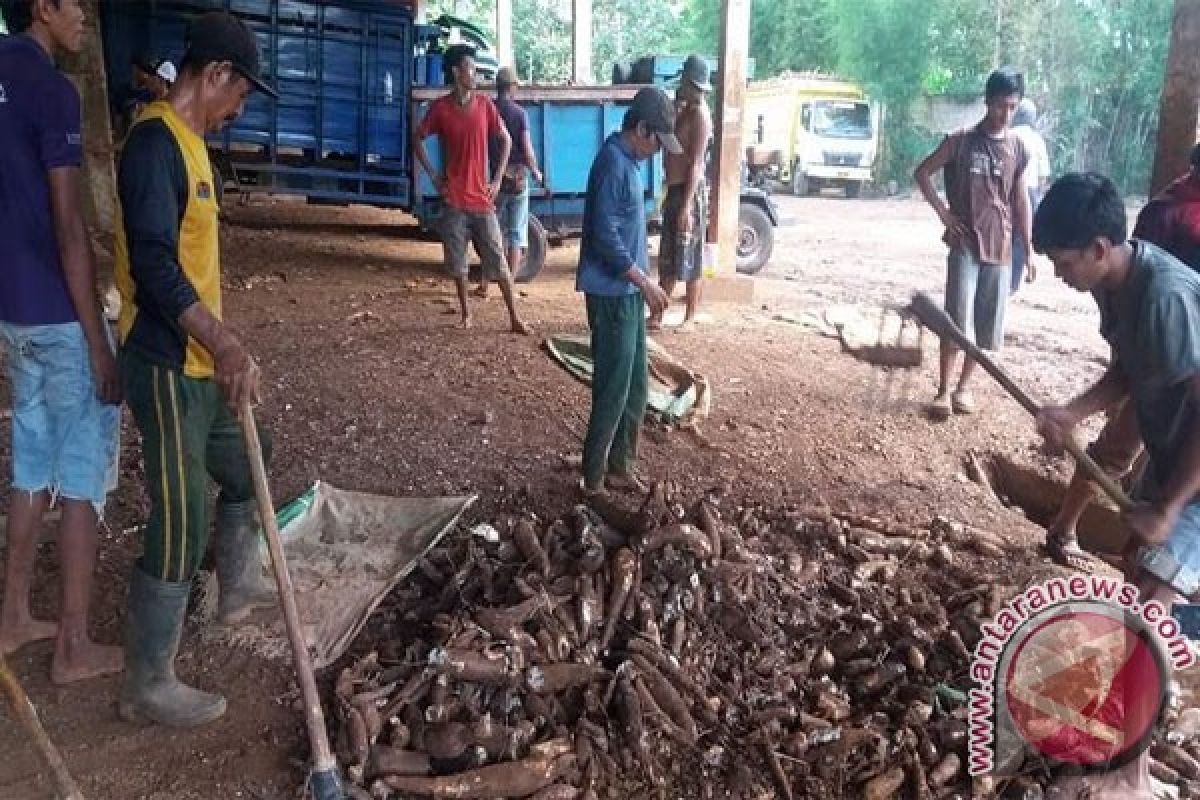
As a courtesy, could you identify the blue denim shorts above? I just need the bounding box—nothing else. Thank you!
[1139,501,1200,596]
[0,322,119,512]
[494,188,530,249]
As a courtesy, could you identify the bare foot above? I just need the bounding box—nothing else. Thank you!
[456,315,474,330]
[0,617,57,656]
[471,285,488,299]
[675,319,698,333]
[510,319,533,335]
[51,641,124,685]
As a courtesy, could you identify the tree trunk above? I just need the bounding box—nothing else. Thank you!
[62,0,118,299]
[1150,0,1200,196]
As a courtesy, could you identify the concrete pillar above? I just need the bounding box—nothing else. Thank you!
[1150,0,1200,196]
[571,0,592,84]
[63,0,118,296]
[711,0,749,276]
[496,0,513,70]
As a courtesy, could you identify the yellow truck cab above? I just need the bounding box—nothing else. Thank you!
[743,73,879,198]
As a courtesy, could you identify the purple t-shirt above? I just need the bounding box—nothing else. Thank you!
[0,34,83,326]
[490,94,529,170]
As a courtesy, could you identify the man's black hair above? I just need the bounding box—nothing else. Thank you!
[1191,143,1200,171]
[1032,172,1127,253]
[984,67,1023,101]
[443,44,476,75]
[2,0,59,33]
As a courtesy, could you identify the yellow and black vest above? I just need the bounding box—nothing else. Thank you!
[115,101,222,378]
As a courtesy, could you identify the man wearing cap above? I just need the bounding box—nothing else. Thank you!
[651,55,713,332]
[114,10,277,727]
[0,0,123,684]
[414,45,531,333]
[474,65,543,298]
[576,88,677,495]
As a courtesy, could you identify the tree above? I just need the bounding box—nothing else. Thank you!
[591,0,680,83]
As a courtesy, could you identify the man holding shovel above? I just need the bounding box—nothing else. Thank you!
[114,11,277,728]
[1033,170,1200,798]
[1041,146,1200,569]
[914,67,1035,419]
[576,88,677,495]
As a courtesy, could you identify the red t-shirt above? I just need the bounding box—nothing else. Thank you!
[417,94,503,213]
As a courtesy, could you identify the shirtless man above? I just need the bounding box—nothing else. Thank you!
[650,55,712,332]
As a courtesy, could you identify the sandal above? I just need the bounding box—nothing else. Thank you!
[927,392,952,421]
[951,390,977,415]
[1043,531,1098,573]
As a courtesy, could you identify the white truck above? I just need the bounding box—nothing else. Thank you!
[743,74,879,198]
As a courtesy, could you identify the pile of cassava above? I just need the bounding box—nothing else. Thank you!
[329,483,1198,800]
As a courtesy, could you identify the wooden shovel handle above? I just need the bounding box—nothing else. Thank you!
[238,406,339,775]
[0,656,84,800]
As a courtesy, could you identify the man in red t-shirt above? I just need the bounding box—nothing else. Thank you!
[414,45,530,333]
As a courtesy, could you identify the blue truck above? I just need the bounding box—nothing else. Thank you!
[99,0,777,278]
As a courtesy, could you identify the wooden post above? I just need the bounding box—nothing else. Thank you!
[63,0,119,297]
[1150,0,1200,196]
[496,0,513,70]
[571,0,592,84]
[711,0,749,275]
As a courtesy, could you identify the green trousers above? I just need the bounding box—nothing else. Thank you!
[583,293,648,488]
[121,349,271,583]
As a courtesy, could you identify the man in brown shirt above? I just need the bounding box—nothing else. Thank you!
[651,55,713,332]
[915,67,1035,419]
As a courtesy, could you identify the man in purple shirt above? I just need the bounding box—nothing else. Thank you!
[0,0,123,684]
[475,66,543,298]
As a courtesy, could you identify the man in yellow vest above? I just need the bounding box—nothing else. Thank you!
[113,11,276,728]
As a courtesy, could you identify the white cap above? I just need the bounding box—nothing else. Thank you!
[156,61,177,84]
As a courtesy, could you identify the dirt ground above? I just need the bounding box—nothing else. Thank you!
[0,192,1129,799]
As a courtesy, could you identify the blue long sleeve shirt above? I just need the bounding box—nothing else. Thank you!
[576,133,647,296]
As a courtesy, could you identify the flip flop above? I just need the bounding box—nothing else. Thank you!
[1043,533,1099,573]
[927,393,952,421]
[951,390,978,415]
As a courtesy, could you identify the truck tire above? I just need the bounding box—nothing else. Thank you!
[736,203,773,275]
[845,181,862,199]
[514,214,548,283]
[791,169,808,196]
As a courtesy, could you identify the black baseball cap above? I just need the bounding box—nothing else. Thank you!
[628,87,682,154]
[184,12,277,99]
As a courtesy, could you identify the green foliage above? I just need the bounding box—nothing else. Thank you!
[591,0,681,84]
[513,0,573,82]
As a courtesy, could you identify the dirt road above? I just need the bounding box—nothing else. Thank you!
[0,193,1122,798]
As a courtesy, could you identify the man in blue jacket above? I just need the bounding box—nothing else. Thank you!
[576,88,677,494]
